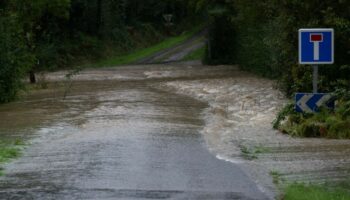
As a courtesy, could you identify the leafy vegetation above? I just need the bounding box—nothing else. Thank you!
[274,90,350,139]
[283,183,350,200]
[0,8,34,103]
[0,139,24,175]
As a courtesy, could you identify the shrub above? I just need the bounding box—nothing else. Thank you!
[0,11,34,103]
[274,98,350,139]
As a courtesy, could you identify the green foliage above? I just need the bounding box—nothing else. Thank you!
[0,139,24,176]
[0,8,34,103]
[0,147,20,163]
[273,103,295,129]
[0,140,23,163]
[283,183,350,200]
[274,97,350,139]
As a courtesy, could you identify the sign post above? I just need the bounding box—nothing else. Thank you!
[297,28,335,113]
[313,65,318,93]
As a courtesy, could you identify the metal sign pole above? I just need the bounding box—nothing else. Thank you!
[313,65,318,93]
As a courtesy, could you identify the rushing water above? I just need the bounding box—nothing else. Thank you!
[0,64,269,200]
[162,70,350,194]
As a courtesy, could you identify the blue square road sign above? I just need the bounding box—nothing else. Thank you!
[299,28,334,64]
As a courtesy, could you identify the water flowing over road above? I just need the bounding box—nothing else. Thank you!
[0,64,269,200]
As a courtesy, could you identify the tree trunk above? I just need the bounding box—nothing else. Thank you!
[29,71,36,84]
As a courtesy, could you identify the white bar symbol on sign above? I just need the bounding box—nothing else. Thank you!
[310,33,323,60]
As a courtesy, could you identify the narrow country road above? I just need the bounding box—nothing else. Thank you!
[137,31,206,64]
[0,65,269,200]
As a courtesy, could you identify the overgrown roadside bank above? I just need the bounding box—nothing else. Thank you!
[157,65,350,199]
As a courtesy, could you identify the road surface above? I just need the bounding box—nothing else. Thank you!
[0,65,269,200]
[137,31,206,64]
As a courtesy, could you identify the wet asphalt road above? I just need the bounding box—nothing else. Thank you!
[0,65,268,200]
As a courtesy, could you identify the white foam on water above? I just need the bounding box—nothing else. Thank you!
[216,154,245,164]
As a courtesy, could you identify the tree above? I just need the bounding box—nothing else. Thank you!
[0,5,34,103]
[9,0,71,83]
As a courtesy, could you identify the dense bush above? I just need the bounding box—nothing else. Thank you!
[0,9,34,103]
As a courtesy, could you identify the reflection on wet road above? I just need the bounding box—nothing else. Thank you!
[0,65,268,200]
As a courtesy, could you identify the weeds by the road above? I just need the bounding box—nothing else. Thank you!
[283,183,350,200]
[273,90,350,139]
[0,139,24,176]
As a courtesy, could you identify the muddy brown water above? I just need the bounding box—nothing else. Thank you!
[0,65,269,199]
[162,71,350,195]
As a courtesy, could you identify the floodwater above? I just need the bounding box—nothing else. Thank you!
[162,70,350,194]
[0,64,269,199]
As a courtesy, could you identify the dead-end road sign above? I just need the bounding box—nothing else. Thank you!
[299,28,334,64]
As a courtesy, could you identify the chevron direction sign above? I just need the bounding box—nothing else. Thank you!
[295,93,335,113]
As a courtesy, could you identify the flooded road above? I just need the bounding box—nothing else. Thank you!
[0,64,268,199]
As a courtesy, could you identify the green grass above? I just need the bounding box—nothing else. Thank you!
[183,46,205,61]
[95,28,202,67]
[283,183,350,200]
[0,139,24,176]
[0,147,20,163]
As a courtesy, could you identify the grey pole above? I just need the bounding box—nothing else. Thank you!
[313,65,318,93]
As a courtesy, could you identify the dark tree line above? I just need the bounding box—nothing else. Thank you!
[0,0,195,103]
[1,0,349,104]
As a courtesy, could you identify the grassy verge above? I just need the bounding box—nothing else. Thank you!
[0,139,24,176]
[183,46,205,61]
[283,183,350,200]
[95,27,203,67]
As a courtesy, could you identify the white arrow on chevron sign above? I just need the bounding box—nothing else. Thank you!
[297,94,313,113]
[296,94,333,113]
[316,95,332,107]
